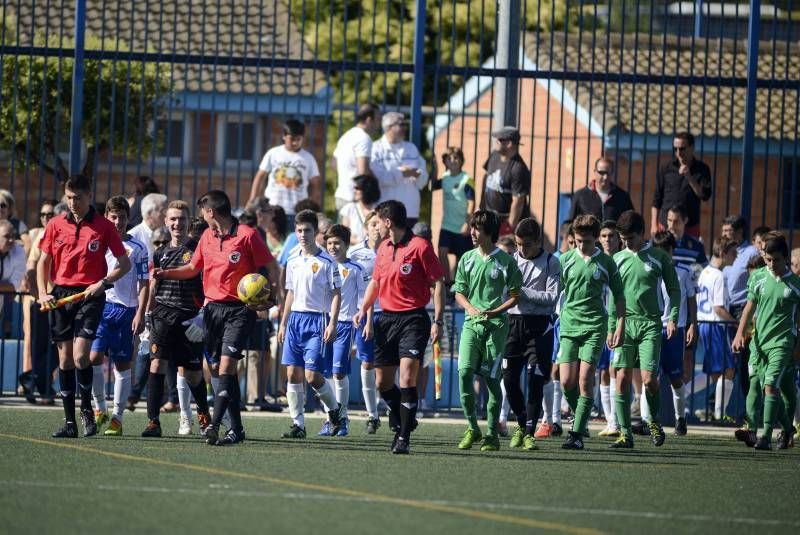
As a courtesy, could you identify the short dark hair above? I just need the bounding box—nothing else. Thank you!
[712,237,737,258]
[197,190,231,218]
[752,225,771,241]
[616,210,645,235]
[239,210,258,228]
[64,174,92,193]
[469,210,501,243]
[294,198,321,214]
[514,218,541,242]
[375,200,407,229]
[324,223,351,245]
[283,119,306,137]
[600,220,617,232]
[189,216,208,238]
[356,103,380,123]
[266,204,288,238]
[137,176,161,195]
[722,215,747,235]
[572,214,601,238]
[652,230,677,252]
[353,174,381,205]
[442,147,465,165]
[105,195,130,217]
[747,254,765,271]
[295,209,318,231]
[675,131,695,147]
[667,203,688,220]
[560,219,574,238]
[763,232,789,258]
[497,234,515,250]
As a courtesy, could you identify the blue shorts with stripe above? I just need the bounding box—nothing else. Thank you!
[660,326,685,380]
[551,318,560,363]
[90,302,137,362]
[323,321,354,378]
[282,311,328,372]
[597,345,612,370]
[355,312,381,363]
[700,322,735,374]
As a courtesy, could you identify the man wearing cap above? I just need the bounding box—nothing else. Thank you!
[569,156,633,223]
[370,112,429,228]
[483,126,531,236]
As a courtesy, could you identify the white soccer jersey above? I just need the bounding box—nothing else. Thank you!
[697,264,729,322]
[336,259,368,322]
[347,240,381,311]
[660,262,696,327]
[285,248,342,314]
[104,235,149,308]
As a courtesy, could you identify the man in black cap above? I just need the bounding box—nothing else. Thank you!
[482,126,531,236]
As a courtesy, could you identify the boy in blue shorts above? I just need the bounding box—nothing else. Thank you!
[319,224,369,437]
[279,210,345,438]
[89,196,150,435]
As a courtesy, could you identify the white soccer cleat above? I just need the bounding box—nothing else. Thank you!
[178,414,194,436]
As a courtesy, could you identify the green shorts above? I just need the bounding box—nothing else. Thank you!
[556,329,606,366]
[750,341,793,388]
[613,318,662,371]
[458,317,508,380]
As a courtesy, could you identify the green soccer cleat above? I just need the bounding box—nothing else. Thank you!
[509,426,525,448]
[649,422,666,447]
[282,424,306,439]
[610,435,634,449]
[103,417,122,436]
[480,434,500,452]
[95,410,109,430]
[522,434,538,450]
[457,427,483,450]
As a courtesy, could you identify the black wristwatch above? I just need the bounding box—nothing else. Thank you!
[101,278,113,290]
[434,319,444,327]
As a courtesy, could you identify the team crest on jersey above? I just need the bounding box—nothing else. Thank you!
[644,262,653,272]
[311,262,320,274]
[785,287,793,298]
[229,251,241,264]
[88,239,100,252]
[592,266,601,280]
[400,263,412,275]
[341,268,349,279]
[182,251,191,264]
[490,266,499,279]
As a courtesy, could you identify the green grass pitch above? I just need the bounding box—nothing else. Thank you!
[0,407,798,535]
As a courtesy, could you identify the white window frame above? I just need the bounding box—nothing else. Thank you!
[215,113,263,169]
[151,111,193,166]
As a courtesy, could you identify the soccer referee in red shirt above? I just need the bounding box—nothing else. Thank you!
[37,175,132,438]
[153,190,279,446]
[354,200,445,454]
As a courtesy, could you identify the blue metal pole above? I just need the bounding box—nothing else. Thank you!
[740,0,760,223]
[694,0,703,38]
[409,0,426,147]
[68,0,87,176]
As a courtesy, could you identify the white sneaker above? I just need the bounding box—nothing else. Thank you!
[178,414,194,435]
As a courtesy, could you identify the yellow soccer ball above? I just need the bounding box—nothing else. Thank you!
[237,273,271,307]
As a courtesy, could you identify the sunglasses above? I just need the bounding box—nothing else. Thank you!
[153,240,168,247]
[673,146,688,152]
[595,170,611,176]
[41,212,55,218]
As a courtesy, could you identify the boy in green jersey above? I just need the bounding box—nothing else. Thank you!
[732,232,800,450]
[557,215,626,450]
[453,210,522,451]
[610,210,681,449]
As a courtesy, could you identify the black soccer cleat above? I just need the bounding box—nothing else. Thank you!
[329,404,346,434]
[52,420,78,438]
[562,431,585,450]
[141,420,162,438]
[365,417,381,434]
[204,425,219,445]
[609,435,634,449]
[80,409,98,437]
[281,424,306,439]
[649,422,666,447]
[735,428,757,448]
[753,436,772,451]
[392,436,410,454]
[550,422,563,437]
[674,417,687,436]
[631,420,650,436]
[777,427,796,450]
[215,428,245,446]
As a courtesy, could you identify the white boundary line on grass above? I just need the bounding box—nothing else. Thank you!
[3,479,798,528]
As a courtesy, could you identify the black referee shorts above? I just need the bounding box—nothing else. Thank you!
[204,301,256,361]
[149,303,202,371]
[505,314,554,381]
[50,285,105,342]
[374,308,431,367]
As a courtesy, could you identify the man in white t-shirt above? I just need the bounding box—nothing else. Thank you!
[370,112,429,227]
[129,193,168,261]
[248,119,321,226]
[332,103,381,210]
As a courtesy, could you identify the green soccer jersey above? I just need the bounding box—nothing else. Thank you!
[613,244,680,323]
[747,267,800,350]
[559,247,624,333]
[454,247,522,315]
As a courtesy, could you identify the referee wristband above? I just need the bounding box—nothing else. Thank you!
[434,319,444,326]
[101,278,113,290]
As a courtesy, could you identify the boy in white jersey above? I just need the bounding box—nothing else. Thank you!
[651,231,697,436]
[696,238,738,422]
[89,196,150,435]
[318,224,369,437]
[279,210,345,438]
[347,211,383,433]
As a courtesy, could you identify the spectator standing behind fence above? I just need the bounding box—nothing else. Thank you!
[482,127,531,236]
[333,103,381,210]
[129,193,168,260]
[0,219,26,323]
[339,174,381,245]
[434,147,475,289]
[126,176,160,229]
[721,216,761,318]
[248,119,322,228]
[651,132,712,238]
[569,156,633,223]
[0,189,31,254]
[370,112,429,228]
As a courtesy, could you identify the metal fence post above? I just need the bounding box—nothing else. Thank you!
[494,0,521,127]
[68,0,87,176]
[740,0,761,223]
[409,0,427,148]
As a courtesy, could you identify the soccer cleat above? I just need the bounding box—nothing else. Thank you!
[562,431,585,450]
[318,420,333,436]
[598,426,621,438]
[141,420,162,438]
[719,415,736,426]
[197,413,211,437]
[282,424,306,439]
[533,422,552,439]
[497,421,509,438]
[753,436,772,450]
[365,417,381,434]
[52,420,78,438]
[480,434,500,452]
[329,404,347,435]
[674,417,687,436]
[103,417,122,436]
[204,426,219,445]
[335,418,350,437]
[735,428,757,447]
[392,436,410,454]
[178,414,193,436]
[522,434,538,450]
[631,420,650,436]
[649,422,666,447]
[509,426,525,448]
[777,427,796,450]
[126,399,137,412]
[550,423,563,437]
[95,411,109,430]
[609,435,634,449]
[80,409,98,437]
[215,428,245,446]
[457,428,483,450]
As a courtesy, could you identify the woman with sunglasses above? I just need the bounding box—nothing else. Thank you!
[0,189,31,254]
